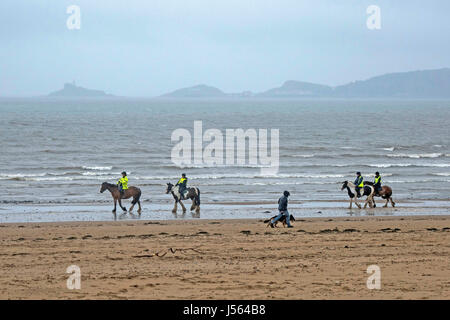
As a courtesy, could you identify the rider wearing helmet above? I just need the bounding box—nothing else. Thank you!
[117,171,128,197]
[354,172,364,197]
[176,173,188,199]
[374,172,382,196]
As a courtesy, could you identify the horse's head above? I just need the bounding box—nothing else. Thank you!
[341,181,348,190]
[166,183,174,194]
[100,182,108,193]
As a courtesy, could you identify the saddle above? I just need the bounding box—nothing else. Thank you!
[179,189,188,200]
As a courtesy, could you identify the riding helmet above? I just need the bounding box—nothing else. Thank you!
[283,190,290,197]
[356,172,361,175]
[122,171,127,175]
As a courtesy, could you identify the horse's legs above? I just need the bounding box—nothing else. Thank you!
[349,197,352,209]
[118,199,127,212]
[354,196,361,209]
[367,195,374,208]
[190,200,195,211]
[195,202,200,214]
[129,203,135,212]
[179,200,187,213]
[384,198,389,207]
[194,196,200,213]
[390,198,396,207]
[172,201,177,213]
[137,201,142,214]
[113,198,117,213]
[372,197,376,208]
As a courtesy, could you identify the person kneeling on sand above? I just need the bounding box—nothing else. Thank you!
[270,191,293,228]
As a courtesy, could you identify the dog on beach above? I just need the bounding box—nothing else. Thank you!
[264,214,295,227]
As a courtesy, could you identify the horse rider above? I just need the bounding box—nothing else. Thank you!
[176,173,188,199]
[373,171,382,196]
[117,171,128,197]
[270,191,293,228]
[354,172,364,197]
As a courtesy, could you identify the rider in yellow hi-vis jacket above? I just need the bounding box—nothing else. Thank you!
[374,171,382,195]
[354,172,364,197]
[176,173,188,199]
[117,171,128,196]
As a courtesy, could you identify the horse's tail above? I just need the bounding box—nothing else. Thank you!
[379,186,393,199]
[132,188,141,205]
[195,188,200,206]
[385,186,393,198]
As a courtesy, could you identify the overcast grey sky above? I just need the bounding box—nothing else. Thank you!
[1,0,449,96]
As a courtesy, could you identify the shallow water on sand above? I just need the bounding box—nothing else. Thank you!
[1,98,450,222]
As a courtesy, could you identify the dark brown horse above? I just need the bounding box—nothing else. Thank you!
[100,182,142,214]
[364,181,396,207]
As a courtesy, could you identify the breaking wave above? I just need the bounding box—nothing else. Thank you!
[387,153,443,159]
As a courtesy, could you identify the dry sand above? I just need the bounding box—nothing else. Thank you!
[0,215,449,299]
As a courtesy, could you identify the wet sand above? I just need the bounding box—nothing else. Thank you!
[0,215,449,299]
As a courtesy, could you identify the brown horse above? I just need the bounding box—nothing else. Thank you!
[364,181,396,207]
[100,182,142,214]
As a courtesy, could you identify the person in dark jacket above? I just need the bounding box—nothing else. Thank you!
[270,191,293,228]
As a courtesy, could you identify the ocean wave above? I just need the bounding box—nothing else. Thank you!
[81,171,120,176]
[162,163,273,169]
[385,179,443,183]
[0,173,47,179]
[139,173,346,180]
[82,166,113,171]
[432,173,450,177]
[387,153,443,159]
[291,154,315,158]
[368,163,450,168]
[382,147,395,151]
[1,175,118,182]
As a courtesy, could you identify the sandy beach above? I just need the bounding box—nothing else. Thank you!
[0,215,449,300]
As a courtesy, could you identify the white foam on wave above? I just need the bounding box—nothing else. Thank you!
[82,166,113,171]
[364,173,394,177]
[81,171,120,176]
[0,173,47,179]
[9,175,118,182]
[382,147,395,151]
[432,172,450,177]
[387,153,443,159]
[292,154,315,158]
[369,163,450,168]
[138,173,346,181]
[385,179,442,183]
[171,164,273,169]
